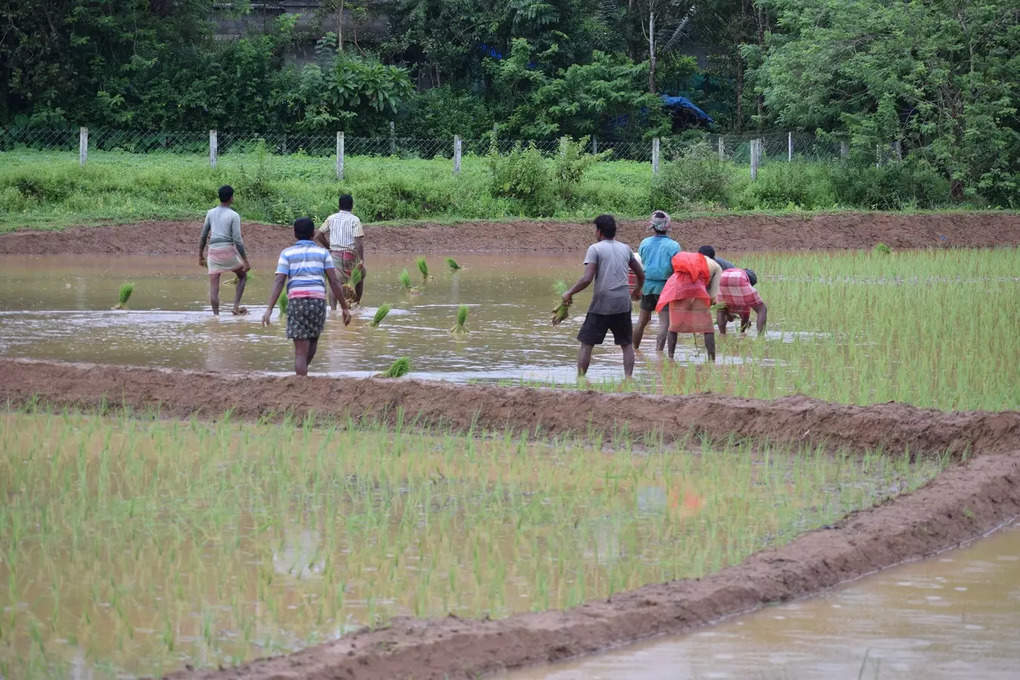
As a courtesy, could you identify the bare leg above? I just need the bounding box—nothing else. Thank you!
[354,279,364,304]
[621,343,635,378]
[293,339,312,376]
[632,308,652,350]
[231,268,248,314]
[655,308,670,351]
[667,331,678,359]
[577,343,594,376]
[716,308,728,335]
[209,273,221,315]
[704,333,716,362]
[754,302,768,336]
[307,337,319,368]
[739,312,751,333]
[328,288,338,312]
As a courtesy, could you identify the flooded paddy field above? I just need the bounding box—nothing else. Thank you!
[512,523,1020,680]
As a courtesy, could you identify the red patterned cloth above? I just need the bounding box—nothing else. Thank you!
[655,252,711,312]
[718,269,763,315]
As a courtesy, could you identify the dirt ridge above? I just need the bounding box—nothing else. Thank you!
[2,212,1018,257]
[1,358,1017,458]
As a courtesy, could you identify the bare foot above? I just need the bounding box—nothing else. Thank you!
[231,306,248,316]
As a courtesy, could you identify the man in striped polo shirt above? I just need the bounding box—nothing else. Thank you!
[315,193,366,307]
[262,217,351,376]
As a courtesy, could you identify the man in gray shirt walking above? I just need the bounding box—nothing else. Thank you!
[199,185,251,315]
[562,214,644,378]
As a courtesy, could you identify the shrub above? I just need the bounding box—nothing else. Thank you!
[553,136,610,201]
[831,157,951,209]
[736,162,836,210]
[651,142,732,211]
[487,143,555,216]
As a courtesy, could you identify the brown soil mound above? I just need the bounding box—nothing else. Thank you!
[1,212,1017,257]
[2,359,1017,459]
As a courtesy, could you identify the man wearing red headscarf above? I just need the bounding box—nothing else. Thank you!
[655,251,722,361]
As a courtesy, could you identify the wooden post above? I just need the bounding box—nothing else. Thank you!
[336,132,344,180]
[209,130,218,169]
[893,140,902,161]
[787,131,793,161]
[750,139,759,181]
[453,135,462,174]
[79,127,88,167]
[718,135,725,161]
[592,136,598,154]
[840,141,849,159]
[651,137,660,175]
[389,121,396,155]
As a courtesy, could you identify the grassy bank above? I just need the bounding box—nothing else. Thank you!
[0,148,989,232]
[0,408,945,677]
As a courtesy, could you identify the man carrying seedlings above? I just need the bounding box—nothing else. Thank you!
[315,193,366,308]
[633,210,681,352]
[717,268,767,336]
[262,217,351,376]
[561,214,644,378]
[655,251,722,362]
[199,185,251,316]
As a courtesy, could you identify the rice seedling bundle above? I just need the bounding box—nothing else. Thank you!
[446,257,461,272]
[380,357,410,378]
[399,269,412,290]
[370,304,391,327]
[551,299,571,325]
[277,291,288,316]
[450,305,469,334]
[417,257,430,281]
[113,282,135,309]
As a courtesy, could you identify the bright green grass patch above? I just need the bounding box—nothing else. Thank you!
[0,409,945,677]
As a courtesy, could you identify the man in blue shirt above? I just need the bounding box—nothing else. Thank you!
[633,210,681,351]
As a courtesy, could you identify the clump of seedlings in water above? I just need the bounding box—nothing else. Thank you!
[873,242,892,255]
[276,291,288,316]
[370,304,391,327]
[416,257,430,281]
[446,257,461,272]
[113,282,135,309]
[379,357,410,378]
[450,305,469,335]
[399,269,421,295]
[343,267,363,304]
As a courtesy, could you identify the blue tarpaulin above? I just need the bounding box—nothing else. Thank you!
[661,95,713,125]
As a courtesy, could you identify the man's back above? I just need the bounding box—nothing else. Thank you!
[639,235,681,289]
[204,205,241,245]
[320,210,364,251]
[584,239,634,315]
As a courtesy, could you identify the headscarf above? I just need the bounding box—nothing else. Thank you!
[649,210,671,232]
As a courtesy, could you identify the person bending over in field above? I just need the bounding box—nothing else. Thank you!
[697,245,738,273]
[199,185,251,315]
[562,214,644,379]
[655,250,722,362]
[717,268,767,336]
[633,210,681,352]
[262,217,351,376]
[315,193,366,308]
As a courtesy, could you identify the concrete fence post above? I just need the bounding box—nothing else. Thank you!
[750,139,760,180]
[209,130,217,169]
[651,137,661,175]
[389,121,396,155]
[893,140,902,161]
[788,131,793,162]
[453,135,462,175]
[336,131,345,180]
[592,136,598,154]
[79,127,88,167]
[718,135,725,162]
[840,141,849,159]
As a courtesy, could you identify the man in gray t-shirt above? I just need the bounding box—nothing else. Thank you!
[562,214,644,378]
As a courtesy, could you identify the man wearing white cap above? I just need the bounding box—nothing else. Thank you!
[633,210,681,351]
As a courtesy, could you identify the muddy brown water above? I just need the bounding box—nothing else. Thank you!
[509,523,1020,680]
[0,254,814,384]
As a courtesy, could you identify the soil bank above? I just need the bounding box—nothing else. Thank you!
[1,212,1017,257]
[2,359,1019,679]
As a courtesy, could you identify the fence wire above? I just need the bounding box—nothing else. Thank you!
[0,127,849,167]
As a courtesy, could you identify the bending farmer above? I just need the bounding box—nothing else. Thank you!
[315,194,365,308]
[655,251,722,361]
[717,268,767,336]
[199,184,251,316]
[633,210,681,352]
[562,214,644,378]
[262,217,351,376]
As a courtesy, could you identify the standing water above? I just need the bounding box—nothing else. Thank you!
[508,523,1020,680]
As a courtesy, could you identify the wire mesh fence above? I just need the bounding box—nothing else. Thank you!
[0,126,850,172]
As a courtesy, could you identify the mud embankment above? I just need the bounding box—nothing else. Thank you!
[2,358,1018,680]
[1,212,1017,257]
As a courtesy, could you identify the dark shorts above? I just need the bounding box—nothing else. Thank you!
[640,293,660,312]
[577,312,633,346]
[286,297,327,340]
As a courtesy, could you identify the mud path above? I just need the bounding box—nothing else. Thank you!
[3,358,1018,680]
[1,212,1017,257]
[1,359,1017,459]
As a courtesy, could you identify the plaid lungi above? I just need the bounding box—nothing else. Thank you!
[718,269,763,315]
[331,250,359,284]
[207,244,243,273]
[669,298,715,333]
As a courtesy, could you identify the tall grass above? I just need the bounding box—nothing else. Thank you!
[0,408,945,677]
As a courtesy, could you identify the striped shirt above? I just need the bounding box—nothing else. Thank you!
[275,240,334,300]
[200,205,247,258]
[318,210,364,251]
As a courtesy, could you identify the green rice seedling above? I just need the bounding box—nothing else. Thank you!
[399,268,412,290]
[277,290,288,316]
[450,305,469,334]
[873,242,892,255]
[370,304,391,327]
[416,257,430,281]
[551,299,571,325]
[446,257,461,272]
[552,280,568,296]
[379,357,410,378]
[348,266,363,288]
[113,282,134,309]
